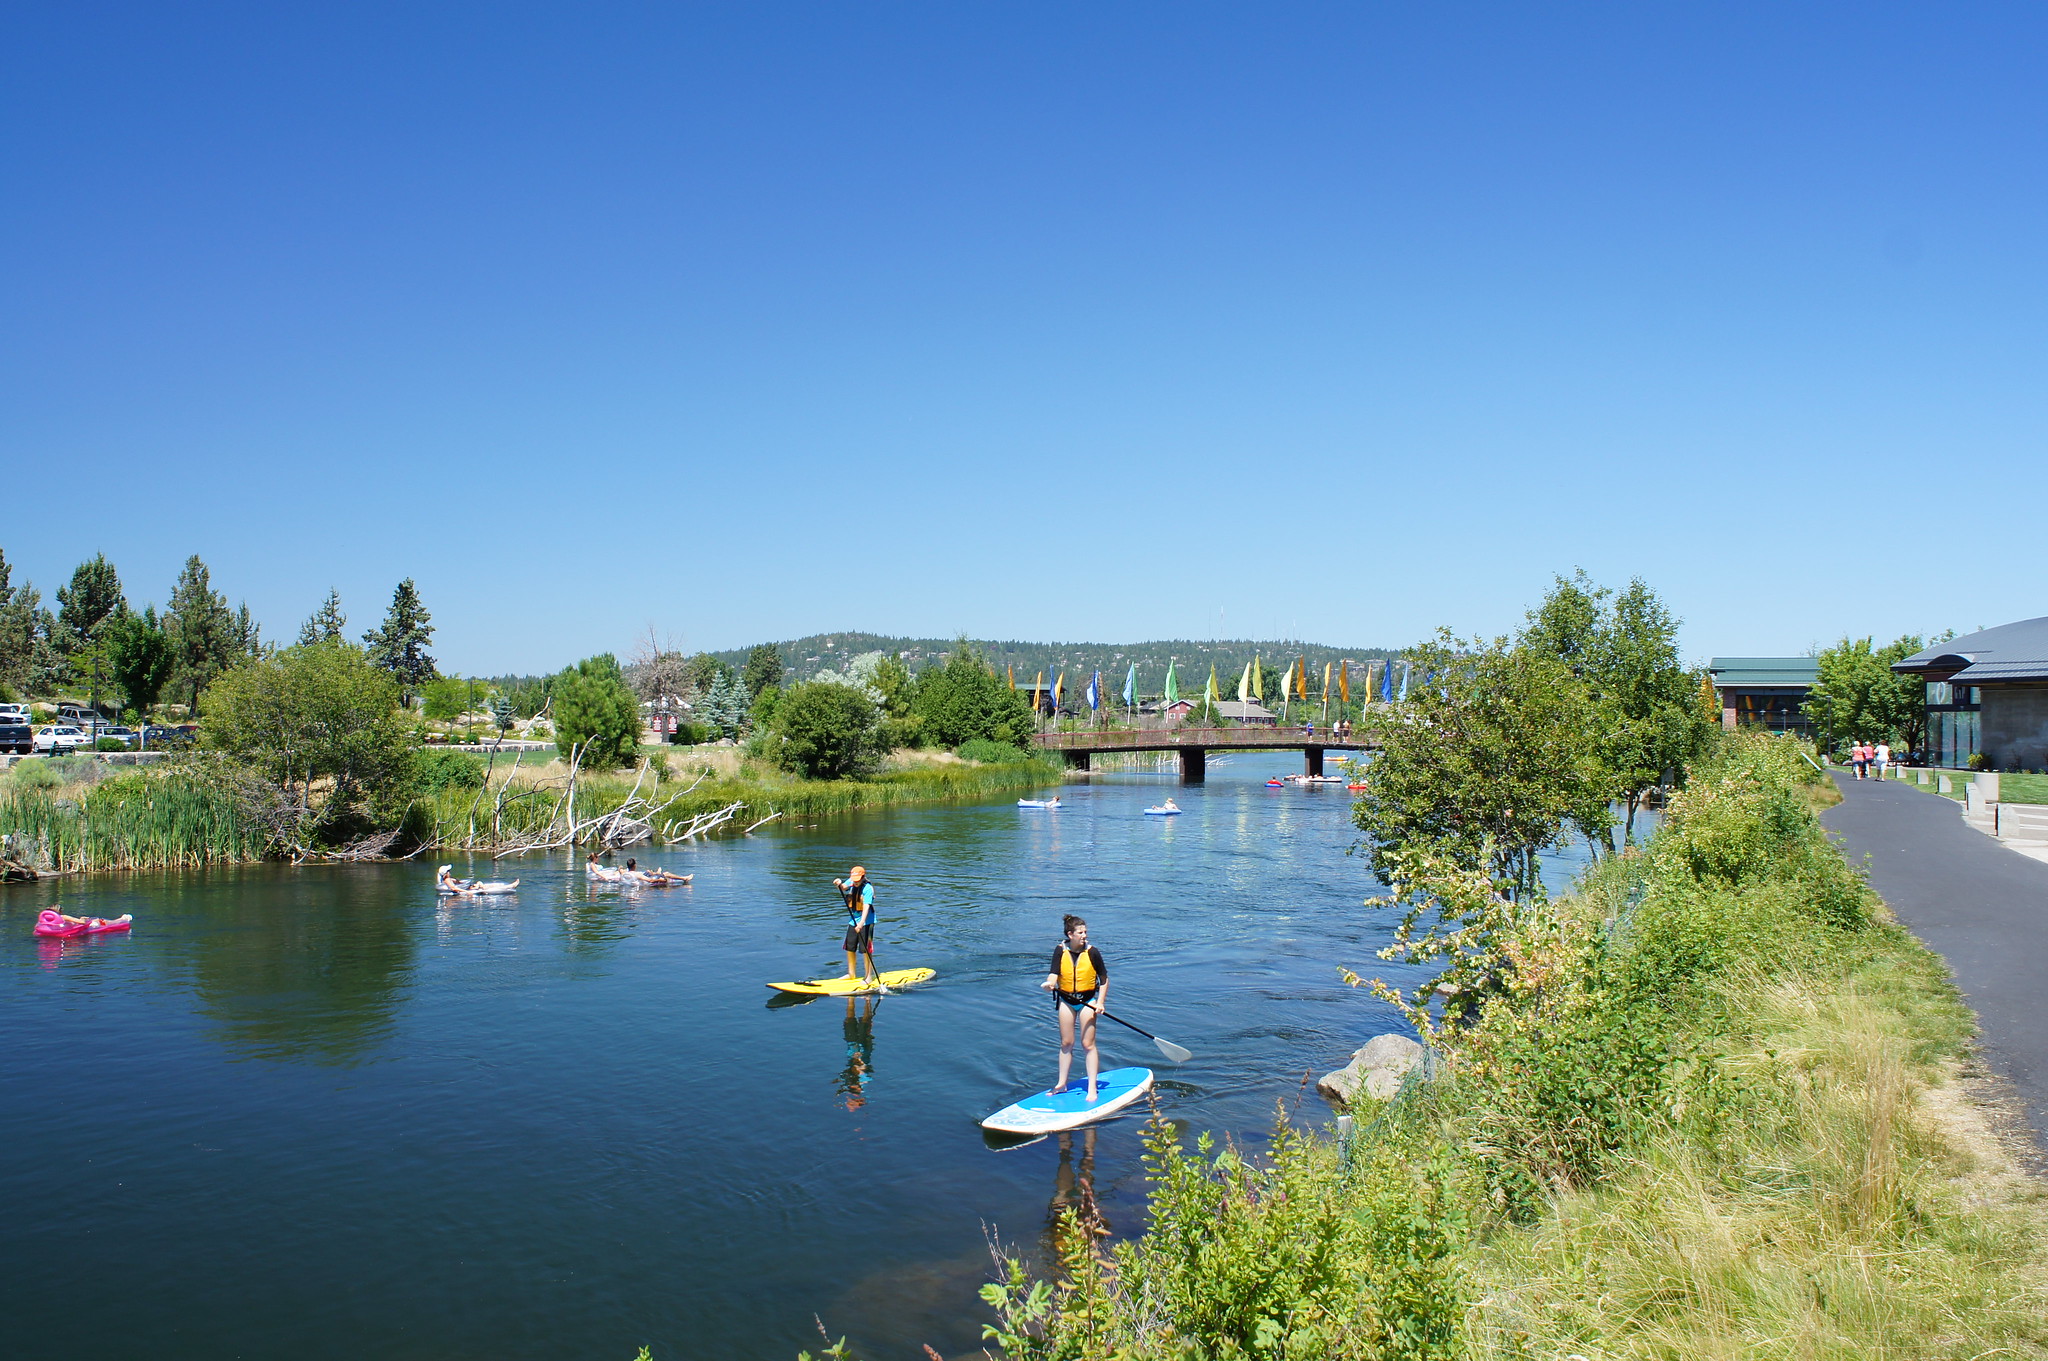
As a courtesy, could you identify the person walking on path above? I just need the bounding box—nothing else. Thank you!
[833,865,877,985]
[1042,914,1109,1102]
[1874,740,1891,780]
[1851,741,1869,779]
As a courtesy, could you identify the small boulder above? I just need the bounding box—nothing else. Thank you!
[1317,1033,1424,1106]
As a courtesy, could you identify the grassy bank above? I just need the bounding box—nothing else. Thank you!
[963,733,2048,1361]
[422,750,1061,850]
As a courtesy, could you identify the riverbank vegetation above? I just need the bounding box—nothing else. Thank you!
[938,575,2048,1361]
[964,730,2048,1361]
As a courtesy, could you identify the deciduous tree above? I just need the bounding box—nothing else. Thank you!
[106,607,176,715]
[765,681,886,780]
[201,641,419,844]
[1356,629,1608,902]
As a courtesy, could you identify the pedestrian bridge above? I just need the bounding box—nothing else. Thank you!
[1032,726,1374,782]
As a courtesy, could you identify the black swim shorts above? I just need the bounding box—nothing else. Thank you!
[843,923,874,954]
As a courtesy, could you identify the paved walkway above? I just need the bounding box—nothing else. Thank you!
[1823,773,2048,1151]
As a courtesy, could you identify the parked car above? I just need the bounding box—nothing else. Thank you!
[0,716,31,755]
[33,725,89,754]
[0,703,30,722]
[93,726,139,749]
[141,724,198,749]
[55,704,111,727]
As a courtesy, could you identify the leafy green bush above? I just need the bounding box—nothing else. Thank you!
[416,749,487,794]
[956,737,1032,763]
[6,760,58,790]
[94,736,128,752]
[763,681,886,780]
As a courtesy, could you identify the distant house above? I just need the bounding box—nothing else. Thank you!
[1707,658,1819,736]
[1214,700,1277,727]
[1892,617,2048,770]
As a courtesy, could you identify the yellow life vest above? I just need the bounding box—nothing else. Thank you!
[1057,946,1100,994]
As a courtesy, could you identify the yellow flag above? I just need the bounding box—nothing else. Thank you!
[1339,661,1349,703]
[1322,660,1332,700]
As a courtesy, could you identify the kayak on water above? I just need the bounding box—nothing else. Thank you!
[1018,798,1061,809]
[1143,806,1181,816]
[1264,779,1285,788]
[981,1066,1155,1135]
[34,910,133,939]
[767,968,936,996]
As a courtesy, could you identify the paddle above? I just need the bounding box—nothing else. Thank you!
[1099,1010,1192,1063]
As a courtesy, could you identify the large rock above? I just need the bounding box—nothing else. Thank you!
[1317,1033,1424,1106]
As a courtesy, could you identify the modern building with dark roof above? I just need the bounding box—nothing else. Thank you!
[1892,616,2048,770]
[1707,657,1820,736]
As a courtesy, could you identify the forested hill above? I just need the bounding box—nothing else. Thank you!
[708,633,1406,691]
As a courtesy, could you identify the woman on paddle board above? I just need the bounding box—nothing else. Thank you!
[1042,914,1108,1101]
[833,866,876,985]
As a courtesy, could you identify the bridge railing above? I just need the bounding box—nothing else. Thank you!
[1033,726,1366,751]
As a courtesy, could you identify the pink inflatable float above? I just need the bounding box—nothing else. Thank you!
[33,910,132,938]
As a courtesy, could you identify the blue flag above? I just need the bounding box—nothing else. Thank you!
[1122,662,1136,707]
[1087,670,1101,711]
[1379,659,1394,702]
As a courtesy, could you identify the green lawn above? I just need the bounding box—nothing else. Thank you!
[1876,768,2048,804]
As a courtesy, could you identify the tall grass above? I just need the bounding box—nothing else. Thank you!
[0,770,266,871]
[967,732,2048,1361]
[421,753,1062,849]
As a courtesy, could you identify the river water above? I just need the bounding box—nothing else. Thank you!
[0,754,1581,1360]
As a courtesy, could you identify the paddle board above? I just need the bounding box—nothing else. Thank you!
[766,968,935,996]
[980,1066,1154,1135]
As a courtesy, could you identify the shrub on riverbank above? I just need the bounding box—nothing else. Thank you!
[967,732,2048,1360]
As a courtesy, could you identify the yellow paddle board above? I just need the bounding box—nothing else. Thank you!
[766,968,935,996]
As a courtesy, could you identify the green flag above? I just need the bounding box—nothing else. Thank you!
[1164,661,1179,705]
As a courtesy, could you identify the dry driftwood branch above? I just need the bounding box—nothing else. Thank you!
[743,810,784,834]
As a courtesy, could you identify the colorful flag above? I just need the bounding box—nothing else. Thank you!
[1322,660,1332,701]
[1379,659,1394,702]
[1054,672,1064,709]
[1207,664,1219,704]
[1237,661,1253,705]
[1122,663,1136,707]
[1297,654,1309,699]
[1338,661,1349,703]
[1398,663,1412,701]
[1164,662,1179,705]
[1251,655,1264,701]
[1087,670,1101,711]
[1007,665,1015,690]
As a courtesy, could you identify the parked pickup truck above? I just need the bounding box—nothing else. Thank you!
[0,716,31,755]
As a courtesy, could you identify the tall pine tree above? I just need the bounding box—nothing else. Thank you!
[363,578,437,706]
[55,553,128,655]
[297,589,348,645]
[165,555,241,712]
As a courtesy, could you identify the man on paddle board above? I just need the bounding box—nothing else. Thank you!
[833,865,877,984]
[1042,914,1108,1101]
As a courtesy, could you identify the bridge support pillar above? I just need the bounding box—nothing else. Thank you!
[1304,746,1324,777]
[1063,750,1091,771]
[1178,747,1206,783]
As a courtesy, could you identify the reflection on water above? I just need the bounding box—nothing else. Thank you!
[837,994,879,1111]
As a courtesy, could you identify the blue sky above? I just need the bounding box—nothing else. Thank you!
[6,4,2044,674]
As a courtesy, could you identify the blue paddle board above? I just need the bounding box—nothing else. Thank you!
[980,1066,1154,1135]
